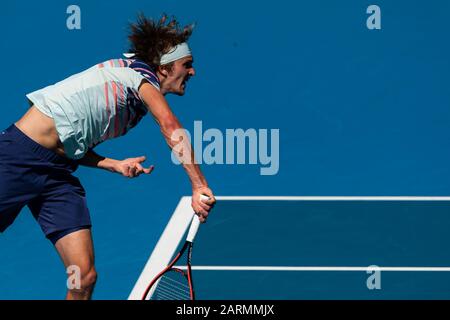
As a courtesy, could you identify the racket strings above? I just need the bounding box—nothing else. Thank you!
[151,269,191,300]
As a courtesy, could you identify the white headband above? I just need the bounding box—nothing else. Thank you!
[159,42,192,65]
[122,42,192,64]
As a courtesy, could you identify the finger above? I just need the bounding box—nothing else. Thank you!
[198,212,208,223]
[135,163,145,171]
[192,199,208,213]
[124,165,131,177]
[202,211,208,222]
[198,201,211,211]
[206,196,216,206]
[134,164,145,175]
[129,166,137,177]
[200,195,215,207]
[195,206,209,217]
[143,165,154,174]
[135,156,146,163]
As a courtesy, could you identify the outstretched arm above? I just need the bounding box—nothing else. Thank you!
[138,81,216,220]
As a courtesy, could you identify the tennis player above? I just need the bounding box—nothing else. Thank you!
[0,14,215,300]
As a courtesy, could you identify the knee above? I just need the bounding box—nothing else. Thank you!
[80,267,97,290]
[68,266,97,294]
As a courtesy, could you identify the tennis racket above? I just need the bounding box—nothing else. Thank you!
[141,195,209,300]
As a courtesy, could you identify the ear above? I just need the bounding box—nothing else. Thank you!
[158,65,169,78]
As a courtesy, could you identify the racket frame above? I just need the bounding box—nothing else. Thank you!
[142,216,200,300]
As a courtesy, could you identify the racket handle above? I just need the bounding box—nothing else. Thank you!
[186,195,210,242]
[186,215,201,242]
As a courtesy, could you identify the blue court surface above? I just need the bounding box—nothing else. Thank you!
[130,197,450,300]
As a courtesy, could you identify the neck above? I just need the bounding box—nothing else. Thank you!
[156,72,169,96]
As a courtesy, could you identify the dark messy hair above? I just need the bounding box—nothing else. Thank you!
[128,13,194,69]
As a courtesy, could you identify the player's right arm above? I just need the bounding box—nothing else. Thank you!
[138,81,215,218]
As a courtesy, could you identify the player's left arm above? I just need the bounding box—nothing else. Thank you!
[77,148,154,178]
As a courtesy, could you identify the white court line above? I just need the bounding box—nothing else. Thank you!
[214,196,450,201]
[129,196,450,299]
[129,197,195,300]
[177,266,450,272]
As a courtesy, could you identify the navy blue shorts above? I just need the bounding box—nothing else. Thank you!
[0,124,91,244]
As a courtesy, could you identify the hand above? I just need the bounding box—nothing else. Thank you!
[114,156,154,178]
[191,187,216,223]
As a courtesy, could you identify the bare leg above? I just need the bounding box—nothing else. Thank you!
[54,229,97,300]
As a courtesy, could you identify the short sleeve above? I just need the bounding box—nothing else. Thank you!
[128,60,160,90]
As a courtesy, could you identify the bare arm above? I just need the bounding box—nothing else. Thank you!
[139,82,208,190]
[138,81,215,218]
[77,149,153,177]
